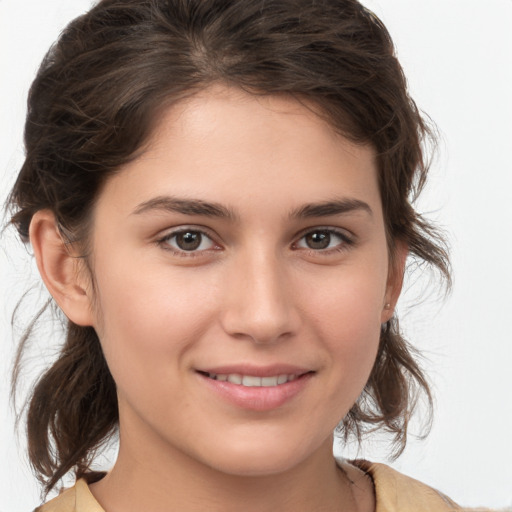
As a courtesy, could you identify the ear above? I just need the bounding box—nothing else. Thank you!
[29,210,94,326]
[381,241,408,323]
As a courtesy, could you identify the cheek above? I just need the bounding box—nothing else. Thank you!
[90,267,222,430]
[304,260,386,335]
[300,264,386,394]
[91,264,217,378]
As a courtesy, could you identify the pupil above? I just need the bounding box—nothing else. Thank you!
[306,231,330,249]
[177,231,201,251]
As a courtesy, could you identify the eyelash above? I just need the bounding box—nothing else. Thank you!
[156,226,355,258]
[156,227,219,258]
[292,227,355,256]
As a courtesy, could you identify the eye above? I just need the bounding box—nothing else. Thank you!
[159,229,217,253]
[294,229,352,252]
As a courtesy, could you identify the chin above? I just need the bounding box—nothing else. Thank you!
[196,432,328,478]
[209,453,301,477]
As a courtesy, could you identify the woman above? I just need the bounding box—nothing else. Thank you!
[6,0,465,510]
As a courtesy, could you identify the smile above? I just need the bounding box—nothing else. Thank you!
[206,373,299,387]
[198,369,314,411]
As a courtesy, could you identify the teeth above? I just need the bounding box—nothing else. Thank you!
[261,376,278,386]
[207,372,299,387]
[277,374,288,385]
[242,375,261,387]
[227,374,242,385]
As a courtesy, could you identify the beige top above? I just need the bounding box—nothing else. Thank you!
[36,461,469,512]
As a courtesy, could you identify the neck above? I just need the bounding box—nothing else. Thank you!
[90,433,357,512]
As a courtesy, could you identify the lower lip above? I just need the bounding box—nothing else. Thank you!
[198,372,313,411]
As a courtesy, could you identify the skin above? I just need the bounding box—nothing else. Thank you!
[31,84,404,511]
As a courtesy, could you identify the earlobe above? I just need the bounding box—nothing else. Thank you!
[29,210,94,326]
[381,242,408,323]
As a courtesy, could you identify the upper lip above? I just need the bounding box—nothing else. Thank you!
[196,364,313,377]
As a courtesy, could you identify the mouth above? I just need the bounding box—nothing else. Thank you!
[198,371,310,387]
[196,368,314,410]
[195,363,315,410]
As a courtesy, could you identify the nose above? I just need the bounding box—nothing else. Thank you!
[220,249,300,344]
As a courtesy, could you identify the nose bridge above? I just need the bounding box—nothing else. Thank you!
[221,244,298,344]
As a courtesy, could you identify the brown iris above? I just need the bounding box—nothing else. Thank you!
[175,231,202,251]
[304,231,331,250]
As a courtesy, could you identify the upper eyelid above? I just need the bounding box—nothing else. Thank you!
[158,225,218,240]
[294,226,354,241]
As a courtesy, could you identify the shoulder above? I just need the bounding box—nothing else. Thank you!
[35,479,104,512]
[348,459,461,512]
[35,486,77,512]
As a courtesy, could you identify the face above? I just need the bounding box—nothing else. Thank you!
[86,84,400,477]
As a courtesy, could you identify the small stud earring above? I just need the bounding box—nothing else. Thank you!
[384,303,391,310]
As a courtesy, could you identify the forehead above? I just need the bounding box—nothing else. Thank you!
[96,84,381,220]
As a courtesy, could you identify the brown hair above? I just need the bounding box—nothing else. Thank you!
[7,0,450,495]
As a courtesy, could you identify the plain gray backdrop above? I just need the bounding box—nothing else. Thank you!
[1,0,511,509]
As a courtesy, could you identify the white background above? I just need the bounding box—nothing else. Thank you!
[1,0,511,509]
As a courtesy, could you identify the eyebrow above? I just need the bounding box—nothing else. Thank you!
[290,198,373,219]
[132,196,237,220]
[132,196,372,220]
